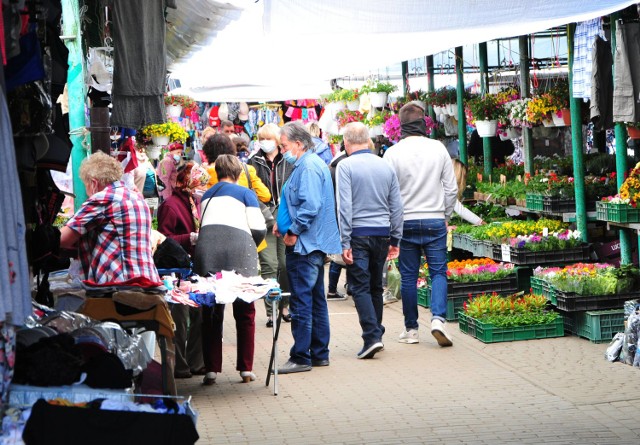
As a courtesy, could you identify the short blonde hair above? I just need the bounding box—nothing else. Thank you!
[257,123,281,144]
[79,151,123,188]
[452,158,467,201]
[201,126,216,143]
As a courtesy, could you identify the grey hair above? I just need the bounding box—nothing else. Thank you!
[281,121,313,151]
[342,122,370,146]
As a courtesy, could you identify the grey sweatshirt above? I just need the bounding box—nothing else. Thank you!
[336,149,404,250]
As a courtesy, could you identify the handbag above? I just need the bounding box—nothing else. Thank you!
[242,163,275,227]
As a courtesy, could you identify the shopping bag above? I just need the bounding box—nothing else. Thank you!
[386,260,401,300]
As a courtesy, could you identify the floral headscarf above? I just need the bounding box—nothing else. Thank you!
[188,164,210,190]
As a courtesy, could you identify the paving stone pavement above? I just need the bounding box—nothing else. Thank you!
[177,270,640,445]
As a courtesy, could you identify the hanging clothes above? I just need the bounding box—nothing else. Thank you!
[590,35,613,132]
[572,18,604,101]
[613,21,640,123]
[110,0,169,128]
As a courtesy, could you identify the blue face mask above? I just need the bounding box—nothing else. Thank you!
[173,154,181,163]
[283,150,297,164]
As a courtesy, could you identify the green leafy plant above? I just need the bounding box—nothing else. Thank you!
[465,93,508,124]
[361,81,398,94]
[463,292,558,327]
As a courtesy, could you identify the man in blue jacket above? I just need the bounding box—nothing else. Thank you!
[275,121,342,374]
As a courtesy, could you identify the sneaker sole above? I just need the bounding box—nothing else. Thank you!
[357,343,384,359]
[431,329,453,347]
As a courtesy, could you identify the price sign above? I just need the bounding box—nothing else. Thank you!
[543,227,549,237]
[501,244,511,263]
[500,174,507,186]
[477,173,483,183]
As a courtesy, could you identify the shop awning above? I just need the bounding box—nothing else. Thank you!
[168,0,638,101]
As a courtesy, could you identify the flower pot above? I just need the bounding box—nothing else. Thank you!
[432,105,444,116]
[628,126,640,140]
[151,135,170,146]
[166,104,183,118]
[327,101,345,118]
[541,117,555,127]
[551,109,570,127]
[446,103,458,116]
[561,108,571,125]
[346,100,360,111]
[368,125,383,138]
[146,146,162,160]
[499,127,520,141]
[475,119,498,137]
[369,92,388,108]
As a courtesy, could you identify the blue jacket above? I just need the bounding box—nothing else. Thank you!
[312,137,333,165]
[283,151,341,255]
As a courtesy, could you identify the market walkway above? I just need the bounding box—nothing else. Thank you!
[177,270,640,445]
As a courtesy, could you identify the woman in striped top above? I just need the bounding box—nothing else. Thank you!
[193,155,267,385]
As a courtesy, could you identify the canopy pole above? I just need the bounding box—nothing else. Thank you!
[519,35,534,175]
[455,46,467,163]
[426,55,437,139]
[567,23,588,243]
[401,61,409,97]
[611,14,632,264]
[479,42,492,178]
[62,0,88,210]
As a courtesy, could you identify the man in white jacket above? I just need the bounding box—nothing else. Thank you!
[384,102,458,347]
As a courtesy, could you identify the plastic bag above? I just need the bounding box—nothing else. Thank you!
[604,332,624,362]
[386,261,401,301]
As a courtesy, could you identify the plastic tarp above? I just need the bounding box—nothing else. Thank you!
[169,0,638,101]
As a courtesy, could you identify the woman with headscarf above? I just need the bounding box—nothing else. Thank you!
[157,161,210,379]
[156,142,185,201]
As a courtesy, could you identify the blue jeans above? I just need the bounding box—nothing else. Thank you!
[328,261,344,293]
[286,250,330,365]
[347,236,388,346]
[399,219,448,329]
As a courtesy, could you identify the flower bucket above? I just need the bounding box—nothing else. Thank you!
[146,146,162,160]
[346,100,360,111]
[432,105,444,116]
[446,103,458,116]
[327,101,345,118]
[369,92,388,108]
[499,127,521,141]
[166,104,183,118]
[151,135,170,146]
[628,126,640,140]
[475,119,497,137]
[541,117,555,127]
[561,108,571,125]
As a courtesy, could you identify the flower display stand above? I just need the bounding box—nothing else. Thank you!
[554,290,639,312]
[458,313,564,343]
[475,119,497,137]
[499,244,590,265]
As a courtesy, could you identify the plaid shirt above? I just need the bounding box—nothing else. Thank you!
[66,181,161,285]
[572,18,604,100]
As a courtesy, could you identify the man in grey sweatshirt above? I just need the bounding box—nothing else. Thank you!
[384,102,458,347]
[336,122,404,359]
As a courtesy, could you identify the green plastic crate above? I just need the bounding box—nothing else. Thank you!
[574,309,625,343]
[596,201,608,221]
[460,315,564,343]
[526,193,544,211]
[417,287,429,308]
[530,276,557,305]
[603,202,640,223]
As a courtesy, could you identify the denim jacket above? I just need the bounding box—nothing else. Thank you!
[284,151,341,255]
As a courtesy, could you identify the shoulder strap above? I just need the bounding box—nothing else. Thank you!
[201,183,227,222]
[241,163,253,191]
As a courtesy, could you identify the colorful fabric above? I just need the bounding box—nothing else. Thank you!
[572,18,604,100]
[66,181,161,285]
[0,323,16,416]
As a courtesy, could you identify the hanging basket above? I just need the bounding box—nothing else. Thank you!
[166,104,183,118]
[151,135,170,146]
[145,146,162,160]
[446,103,458,116]
[369,92,388,108]
[628,126,640,140]
[346,100,360,111]
[499,127,521,141]
[541,117,555,128]
[368,125,383,138]
[475,119,498,137]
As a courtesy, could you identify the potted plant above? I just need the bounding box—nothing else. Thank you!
[335,109,367,129]
[526,93,556,127]
[164,94,197,118]
[547,79,571,126]
[362,81,398,108]
[465,93,507,137]
[365,110,391,137]
[140,121,189,147]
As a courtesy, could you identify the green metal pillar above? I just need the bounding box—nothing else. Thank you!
[519,35,534,174]
[479,42,492,178]
[426,55,437,139]
[611,16,632,264]
[401,61,409,97]
[567,24,588,243]
[455,46,467,163]
[62,0,88,210]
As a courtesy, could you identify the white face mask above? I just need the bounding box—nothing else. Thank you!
[260,139,277,153]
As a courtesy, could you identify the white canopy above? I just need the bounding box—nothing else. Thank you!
[169,0,638,101]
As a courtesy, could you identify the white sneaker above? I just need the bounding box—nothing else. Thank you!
[398,329,419,344]
[431,319,453,347]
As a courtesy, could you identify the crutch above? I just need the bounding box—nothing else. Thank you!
[265,290,290,395]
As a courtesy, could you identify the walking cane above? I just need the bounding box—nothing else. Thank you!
[265,291,290,395]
